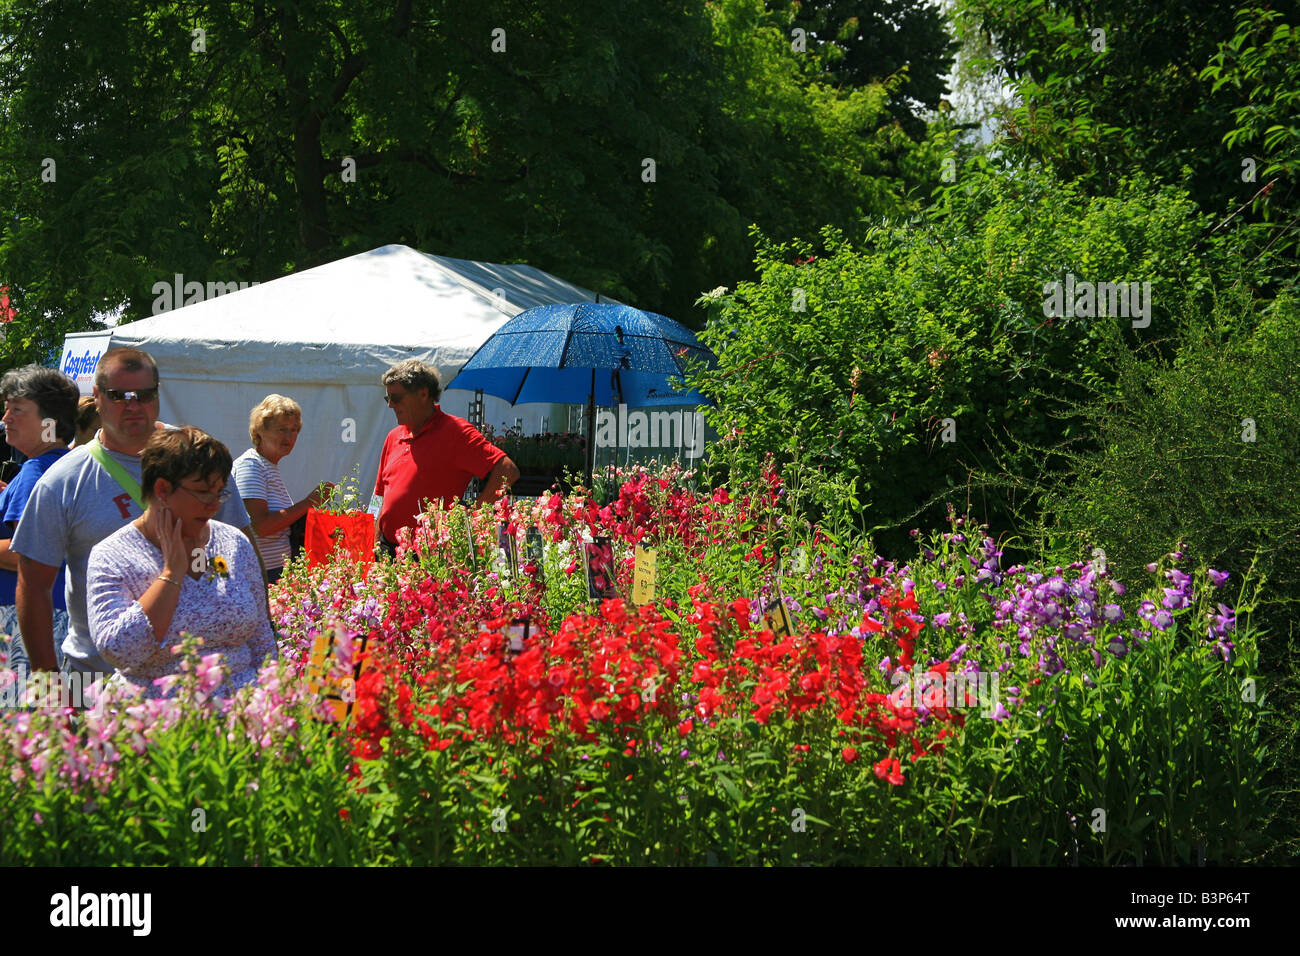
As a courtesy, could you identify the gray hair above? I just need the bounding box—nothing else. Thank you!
[0,365,80,444]
[382,359,441,402]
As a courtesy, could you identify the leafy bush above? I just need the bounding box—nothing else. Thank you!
[1030,294,1300,861]
[1038,293,1300,614]
[692,165,1262,551]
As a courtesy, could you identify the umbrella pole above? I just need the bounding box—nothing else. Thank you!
[585,379,595,488]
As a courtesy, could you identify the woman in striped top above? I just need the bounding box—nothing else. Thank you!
[232,395,332,584]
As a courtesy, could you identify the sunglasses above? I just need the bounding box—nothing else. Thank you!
[384,392,406,406]
[103,387,160,404]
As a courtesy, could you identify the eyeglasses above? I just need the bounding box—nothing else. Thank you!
[177,485,230,505]
[103,387,159,404]
[384,391,406,406]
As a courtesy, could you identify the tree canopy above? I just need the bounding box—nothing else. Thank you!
[0,0,954,367]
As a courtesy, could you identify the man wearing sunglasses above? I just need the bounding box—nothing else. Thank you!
[12,347,250,681]
[373,359,519,558]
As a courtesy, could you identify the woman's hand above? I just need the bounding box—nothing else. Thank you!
[308,482,336,507]
[144,502,190,577]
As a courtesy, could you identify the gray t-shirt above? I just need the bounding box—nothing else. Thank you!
[11,439,250,673]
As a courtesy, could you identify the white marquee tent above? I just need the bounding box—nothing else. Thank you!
[59,244,608,502]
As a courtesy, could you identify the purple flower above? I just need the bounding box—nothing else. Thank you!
[933,612,952,627]
[1151,609,1174,631]
[1108,637,1129,659]
[1102,603,1124,623]
[991,702,1009,721]
[1145,562,1159,573]
[1162,588,1189,611]
[1207,569,1230,588]
[1166,568,1190,589]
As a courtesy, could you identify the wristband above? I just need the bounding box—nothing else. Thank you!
[158,574,182,590]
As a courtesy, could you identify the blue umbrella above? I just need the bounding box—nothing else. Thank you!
[445,302,715,480]
[447,302,713,407]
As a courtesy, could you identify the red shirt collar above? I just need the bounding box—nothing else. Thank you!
[401,406,445,441]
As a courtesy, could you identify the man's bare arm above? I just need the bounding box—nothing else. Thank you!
[476,457,520,506]
[17,555,60,672]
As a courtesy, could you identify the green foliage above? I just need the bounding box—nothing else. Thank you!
[1038,295,1300,606]
[903,527,1275,865]
[1202,5,1300,266]
[0,0,947,370]
[769,0,959,139]
[951,0,1299,290]
[1025,294,1300,861]
[691,164,1251,550]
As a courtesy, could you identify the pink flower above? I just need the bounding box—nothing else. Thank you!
[196,653,226,695]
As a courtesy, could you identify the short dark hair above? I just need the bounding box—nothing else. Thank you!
[382,359,441,402]
[95,347,159,390]
[0,365,80,444]
[140,426,232,502]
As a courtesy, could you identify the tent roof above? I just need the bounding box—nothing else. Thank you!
[110,244,610,384]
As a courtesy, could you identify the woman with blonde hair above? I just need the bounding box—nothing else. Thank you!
[232,395,332,584]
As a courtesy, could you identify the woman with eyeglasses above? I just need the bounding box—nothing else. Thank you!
[0,365,79,677]
[232,395,333,585]
[85,426,276,698]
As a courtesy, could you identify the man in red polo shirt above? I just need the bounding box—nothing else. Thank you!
[373,359,519,556]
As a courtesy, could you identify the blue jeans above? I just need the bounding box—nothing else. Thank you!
[0,604,69,679]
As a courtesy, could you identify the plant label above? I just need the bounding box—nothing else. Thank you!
[497,522,519,579]
[633,545,657,605]
[762,601,795,638]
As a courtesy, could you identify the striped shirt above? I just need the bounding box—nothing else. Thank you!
[232,448,293,571]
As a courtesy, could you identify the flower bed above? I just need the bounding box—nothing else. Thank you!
[0,467,1274,865]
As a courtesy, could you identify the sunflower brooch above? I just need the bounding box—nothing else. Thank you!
[207,555,231,581]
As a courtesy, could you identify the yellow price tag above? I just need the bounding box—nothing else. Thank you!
[633,545,658,605]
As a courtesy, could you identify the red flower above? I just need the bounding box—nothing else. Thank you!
[841,746,858,763]
[873,757,905,785]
